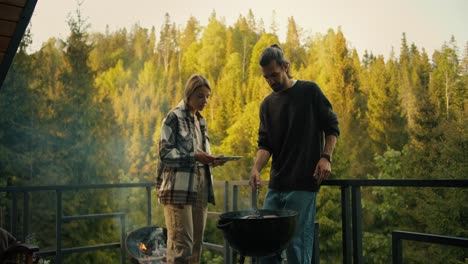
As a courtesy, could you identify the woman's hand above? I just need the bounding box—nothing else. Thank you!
[212,155,226,167]
[194,152,227,167]
[194,152,216,164]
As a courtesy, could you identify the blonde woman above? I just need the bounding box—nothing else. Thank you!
[156,74,225,263]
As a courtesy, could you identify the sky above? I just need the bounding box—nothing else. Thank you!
[29,0,467,59]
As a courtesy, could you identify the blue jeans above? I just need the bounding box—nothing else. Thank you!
[260,189,317,264]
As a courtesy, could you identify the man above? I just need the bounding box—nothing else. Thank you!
[249,44,340,264]
[0,228,17,260]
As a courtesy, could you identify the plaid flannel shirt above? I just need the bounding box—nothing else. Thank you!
[156,100,215,205]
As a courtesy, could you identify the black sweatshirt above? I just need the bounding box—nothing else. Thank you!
[258,80,340,192]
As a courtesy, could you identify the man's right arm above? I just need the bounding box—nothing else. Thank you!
[249,149,271,190]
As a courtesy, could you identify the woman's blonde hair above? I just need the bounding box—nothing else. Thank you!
[184,74,212,103]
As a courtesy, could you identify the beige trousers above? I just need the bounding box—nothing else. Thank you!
[164,167,208,264]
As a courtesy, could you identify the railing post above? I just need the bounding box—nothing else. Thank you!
[231,184,239,264]
[24,191,30,241]
[56,190,62,264]
[223,181,231,264]
[232,185,238,211]
[11,192,18,238]
[146,186,152,226]
[120,214,126,264]
[224,181,229,213]
[352,187,363,264]
[392,232,402,264]
[341,186,352,264]
[313,222,320,264]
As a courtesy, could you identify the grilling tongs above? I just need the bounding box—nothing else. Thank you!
[251,183,260,217]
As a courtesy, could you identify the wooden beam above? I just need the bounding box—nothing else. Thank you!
[0,0,37,90]
[0,4,23,22]
[0,20,17,37]
[0,0,27,8]
[0,36,11,51]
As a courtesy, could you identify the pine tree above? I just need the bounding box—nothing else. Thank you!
[58,5,97,184]
[366,56,405,153]
[209,53,243,143]
[88,28,129,73]
[320,28,367,178]
[398,33,415,130]
[284,16,305,71]
[198,11,227,81]
[0,24,36,184]
[179,16,201,81]
[269,10,279,36]
[229,14,260,81]
[157,13,177,73]
[430,37,461,118]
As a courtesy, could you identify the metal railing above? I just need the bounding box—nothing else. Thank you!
[1,183,154,263]
[325,179,467,264]
[392,230,468,264]
[1,179,467,264]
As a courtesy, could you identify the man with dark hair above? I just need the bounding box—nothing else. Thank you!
[250,44,340,263]
[0,228,17,259]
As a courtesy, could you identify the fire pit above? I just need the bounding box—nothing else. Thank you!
[126,226,167,264]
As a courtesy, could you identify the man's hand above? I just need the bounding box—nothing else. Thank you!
[249,168,261,192]
[249,149,271,191]
[313,158,332,184]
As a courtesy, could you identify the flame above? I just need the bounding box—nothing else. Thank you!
[139,242,147,251]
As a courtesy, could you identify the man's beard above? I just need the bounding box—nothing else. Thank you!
[271,81,286,92]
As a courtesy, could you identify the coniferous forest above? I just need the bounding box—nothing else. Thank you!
[0,8,466,264]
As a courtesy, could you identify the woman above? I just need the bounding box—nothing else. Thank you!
[156,74,224,263]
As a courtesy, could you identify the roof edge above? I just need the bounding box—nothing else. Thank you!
[0,0,38,91]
